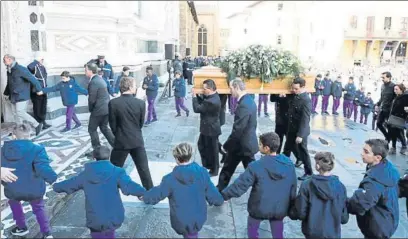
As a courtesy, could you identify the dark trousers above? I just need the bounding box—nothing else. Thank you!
[110,147,153,190]
[275,124,287,154]
[283,133,313,175]
[88,114,115,149]
[377,110,390,140]
[372,113,378,130]
[30,93,47,123]
[217,153,254,191]
[360,113,369,124]
[197,134,219,172]
[388,126,407,148]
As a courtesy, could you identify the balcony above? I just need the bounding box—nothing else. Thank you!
[344,29,408,40]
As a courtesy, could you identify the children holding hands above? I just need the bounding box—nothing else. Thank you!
[221,132,297,239]
[290,151,349,239]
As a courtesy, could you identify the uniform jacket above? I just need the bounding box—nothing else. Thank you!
[360,97,374,115]
[109,94,146,149]
[4,62,42,103]
[348,160,400,239]
[290,175,349,239]
[223,94,259,156]
[312,79,324,96]
[353,90,365,105]
[143,162,223,235]
[53,160,145,232]
[43,78,88,106]
[143,74,159,98]
[343,83,356,101]
[331,81,343,98]
[88,75,110,116]
[193,93,221,137]
[173,77,186,98]
[27,60,48,89]
[376,81,396,112]
[322,78,333,96]
[287,92,312,139]
[222,154,297,220]
[1,140,57,201]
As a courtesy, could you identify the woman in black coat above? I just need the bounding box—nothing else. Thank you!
[388,83,408,155]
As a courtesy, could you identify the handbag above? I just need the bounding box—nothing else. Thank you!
[387,98,406,129]
[387,115,406,129]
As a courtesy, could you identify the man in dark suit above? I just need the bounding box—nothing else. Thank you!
[27,55,51,129]
[192,79,221,176]
[270,94,292,154]
[85,63,115,156]
[108,77,153,189]
[217,79,258,191]
[283,77,313,180]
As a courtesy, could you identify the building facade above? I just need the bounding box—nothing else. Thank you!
[1,0,180,122]
[341,1,408,66]
[179,1,199,58]
[192,3,221,57]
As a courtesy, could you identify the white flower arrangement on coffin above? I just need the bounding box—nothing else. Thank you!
[220,44,304,86]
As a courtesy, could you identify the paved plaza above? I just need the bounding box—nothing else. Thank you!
[1,89,408,238]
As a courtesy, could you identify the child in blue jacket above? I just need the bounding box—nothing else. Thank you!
[143,143,223,238]
[1,123,57,238]
[42,71,88,133]
[348,139,400,239]
[53,146,145,239]
[173,70,189,117]
[222,132,297,239]
[289,152,349,239]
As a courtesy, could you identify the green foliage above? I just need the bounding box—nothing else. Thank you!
[220,45,304,83]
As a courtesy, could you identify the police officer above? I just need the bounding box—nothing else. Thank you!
[283,77,313,180]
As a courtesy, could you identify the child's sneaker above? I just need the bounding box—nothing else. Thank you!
[72,124,82,130]
[42,232,53,239]
[60,127,71,133]
[11,226,29,236]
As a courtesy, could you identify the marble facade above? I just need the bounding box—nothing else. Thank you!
[1,1,180,122]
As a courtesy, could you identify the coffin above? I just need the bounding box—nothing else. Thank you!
[193,66,315,94]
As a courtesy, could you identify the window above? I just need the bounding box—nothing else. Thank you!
[30,30,40,51]
[28,0,37,6]
[41,31,47,51]
[366,16,375,32]
[384,17,392,30]
[277,35,282,45]
[198,25,207,56]
[136,40,148,53]
[401,17,408,30]
[277,3,283,11]
[147,41,158,53]
[350,16,358,29]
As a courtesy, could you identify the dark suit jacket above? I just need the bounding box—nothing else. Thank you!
[223,94,258,156]
[108,94,146,149]
[287,92,311,138]
[193,93,221,137]
[219,94,228,126]
[270,94,293,127]
[88,75,110,116]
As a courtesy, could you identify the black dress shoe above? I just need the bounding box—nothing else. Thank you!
[35,123,43,136]
[42,122,51,130]
[298,174,312,181]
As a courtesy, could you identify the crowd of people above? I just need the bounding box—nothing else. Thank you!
[1,51,408,239]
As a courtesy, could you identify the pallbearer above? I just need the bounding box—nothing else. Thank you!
[192,79,222,176]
